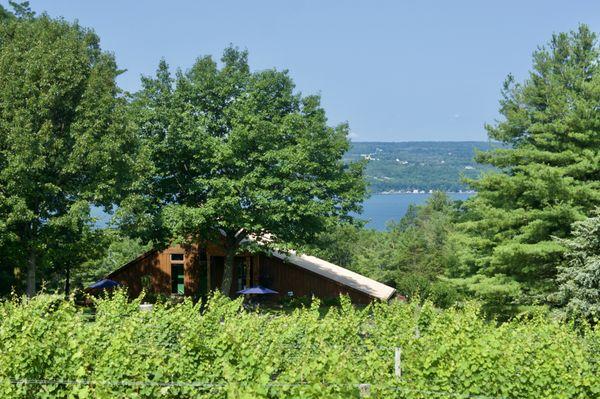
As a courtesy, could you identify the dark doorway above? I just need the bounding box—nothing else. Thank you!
[211,256,250,296]
[210,256,225,291]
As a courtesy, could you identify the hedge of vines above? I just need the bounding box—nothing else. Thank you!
[0,292,599,398]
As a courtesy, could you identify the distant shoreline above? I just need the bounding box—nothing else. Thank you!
[375,190,476,195]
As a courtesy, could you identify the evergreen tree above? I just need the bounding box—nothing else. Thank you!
[555,211,600,320]
[454,25,600,310]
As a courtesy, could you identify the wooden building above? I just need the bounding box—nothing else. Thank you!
[107,242,396,304]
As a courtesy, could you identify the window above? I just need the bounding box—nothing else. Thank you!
[170,253,185,294]
[171,264,184,295]
[170,253,184,262]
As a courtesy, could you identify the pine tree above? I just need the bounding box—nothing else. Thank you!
[555,211,600,320]
[454,25,600,310]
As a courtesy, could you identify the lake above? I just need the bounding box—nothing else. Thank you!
[92,192,474,231]
[358,193,473,230]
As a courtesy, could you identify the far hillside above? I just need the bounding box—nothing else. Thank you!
[346,141,503,193]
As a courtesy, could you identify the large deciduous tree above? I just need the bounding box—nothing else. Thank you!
[125,48,366,295]
[0,6,134,296]
[454,25,600,310]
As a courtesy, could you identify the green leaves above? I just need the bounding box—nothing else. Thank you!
[1,294,598,398]
[309,192,461,307]
[0,13,135,295]
[555,211,600,321]
[124,46,366,293]
[455,25,600,312]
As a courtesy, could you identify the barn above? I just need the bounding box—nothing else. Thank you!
[106,242,396,304]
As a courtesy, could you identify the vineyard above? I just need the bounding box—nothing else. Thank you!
[0,292,599,398]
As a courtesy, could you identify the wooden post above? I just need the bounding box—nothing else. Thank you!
[358,383,371,398]
[207,253,211,292]
[395,347,402,378]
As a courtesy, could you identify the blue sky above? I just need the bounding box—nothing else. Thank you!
[11,1,600,141]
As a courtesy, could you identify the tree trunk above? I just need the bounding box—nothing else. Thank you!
[64,265,71,299]
[26,249,36,298]
[221,246,236,296]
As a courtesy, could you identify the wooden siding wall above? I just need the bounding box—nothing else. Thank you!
[109,244,201,297]
[109,244,375,304]
[258,255,373,304]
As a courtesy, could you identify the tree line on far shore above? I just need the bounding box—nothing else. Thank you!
[346,141,500,193]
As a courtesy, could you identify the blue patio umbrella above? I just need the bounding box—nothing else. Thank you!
[88,279,122,290]
[237,286,278,295]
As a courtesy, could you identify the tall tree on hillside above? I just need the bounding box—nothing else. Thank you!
[123,48,366,295]
[454,25,600,310]
[555,211,600,321]
[0,6,135,296]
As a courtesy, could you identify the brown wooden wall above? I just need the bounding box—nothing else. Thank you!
[257,254,373,304]
[108,244,203,298]
[108,244,375,304]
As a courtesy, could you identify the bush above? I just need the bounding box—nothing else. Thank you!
[279,295,312,309]
[395,275,461,308]
[0,291,598,398]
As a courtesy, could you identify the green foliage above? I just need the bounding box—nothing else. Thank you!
[7,1,33,19]
[123,47,366,294]
[454,25,600,311]
[345,142,502,193]
[0,5,12,21]
[0,11,135,295]
[555,211,600,321]
[73,231,153,289]
[310,192,461,307]
[0,293,599,398]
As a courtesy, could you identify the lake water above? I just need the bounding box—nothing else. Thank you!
[92,192,474,231]
[358,193,473,230]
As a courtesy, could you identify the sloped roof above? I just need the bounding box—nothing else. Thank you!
[270,250,396,301]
